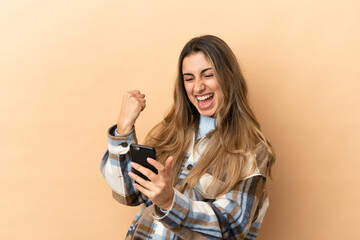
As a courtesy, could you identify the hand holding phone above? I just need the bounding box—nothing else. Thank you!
[129,144,157,181]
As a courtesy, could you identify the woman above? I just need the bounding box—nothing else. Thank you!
[100,35,275,239]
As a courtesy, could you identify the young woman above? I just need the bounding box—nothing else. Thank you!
[100,35,275,239]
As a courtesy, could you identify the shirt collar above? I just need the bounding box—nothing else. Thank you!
[196,115,216,140]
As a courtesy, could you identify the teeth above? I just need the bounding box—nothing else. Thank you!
[196,94,213,101]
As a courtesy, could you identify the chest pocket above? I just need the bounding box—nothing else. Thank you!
[196,173,224,200]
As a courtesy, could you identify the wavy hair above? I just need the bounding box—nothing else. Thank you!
[144,35,275,197]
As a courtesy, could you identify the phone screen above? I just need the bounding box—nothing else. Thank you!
[129,144,157,182]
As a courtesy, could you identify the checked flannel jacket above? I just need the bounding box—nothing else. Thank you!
[100,125,271,239]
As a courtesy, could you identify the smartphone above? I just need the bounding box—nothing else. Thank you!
[129,144,157,182]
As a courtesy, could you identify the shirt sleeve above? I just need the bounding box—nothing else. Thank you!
[154,175,268,239]
[100,124,149,206]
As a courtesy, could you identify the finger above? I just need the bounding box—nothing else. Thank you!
[131,90,145,98]
[165,157,174,177]
[133,182,151,197]
[138,98,146,103]
[134,92,145,98]
[130,162,156,180]
[129,94,144,103]
[128,171,151,189]
[130,100,145,112]
[137,99,146,108]
[130,94,145,105]
[129,96,146,111]
[133,95,145,101]
[124,91,139,100]
[126,91,145,100]
[129,90,141,94]
[147,158,165,173]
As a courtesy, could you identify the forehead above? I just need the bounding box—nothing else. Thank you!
[182,52,212,73]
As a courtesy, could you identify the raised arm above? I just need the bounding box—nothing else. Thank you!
[100,90,149,206]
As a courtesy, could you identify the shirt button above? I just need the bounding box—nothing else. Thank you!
[187,164,193,170]
[120,142,128,147]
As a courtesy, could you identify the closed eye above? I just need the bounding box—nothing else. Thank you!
[183,73,194,81]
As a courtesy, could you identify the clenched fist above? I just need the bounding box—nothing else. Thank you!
[117,90,146,135]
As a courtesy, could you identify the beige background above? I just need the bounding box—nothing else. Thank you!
[1,0,359,239]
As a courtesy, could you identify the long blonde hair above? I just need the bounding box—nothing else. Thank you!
[144,35,275,197]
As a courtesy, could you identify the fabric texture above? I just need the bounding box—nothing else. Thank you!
[100,121,270,240]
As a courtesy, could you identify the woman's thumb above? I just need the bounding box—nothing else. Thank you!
[165,157,173,177]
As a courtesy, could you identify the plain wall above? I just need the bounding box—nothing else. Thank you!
[1,0,359,239]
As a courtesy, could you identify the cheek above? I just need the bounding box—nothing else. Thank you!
[184,84,192,98]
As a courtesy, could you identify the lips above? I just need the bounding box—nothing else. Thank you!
[196,93,214,109]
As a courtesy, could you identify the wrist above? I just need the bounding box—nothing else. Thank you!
[116,123,134,135]
[161,189,175,211]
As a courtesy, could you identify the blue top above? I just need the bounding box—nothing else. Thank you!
[196,115,216,140]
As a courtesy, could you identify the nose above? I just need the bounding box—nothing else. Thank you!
[194,78,205,93]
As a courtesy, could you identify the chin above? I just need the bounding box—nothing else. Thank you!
[198,109,216,117]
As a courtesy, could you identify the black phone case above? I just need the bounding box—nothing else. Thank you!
[130,144,157,182]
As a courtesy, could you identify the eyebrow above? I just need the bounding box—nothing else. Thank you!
[183,67,213,76]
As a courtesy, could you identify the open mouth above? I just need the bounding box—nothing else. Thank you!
[196,93,214,109]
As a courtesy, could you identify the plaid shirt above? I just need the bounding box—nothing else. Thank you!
[100,125,270,239]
